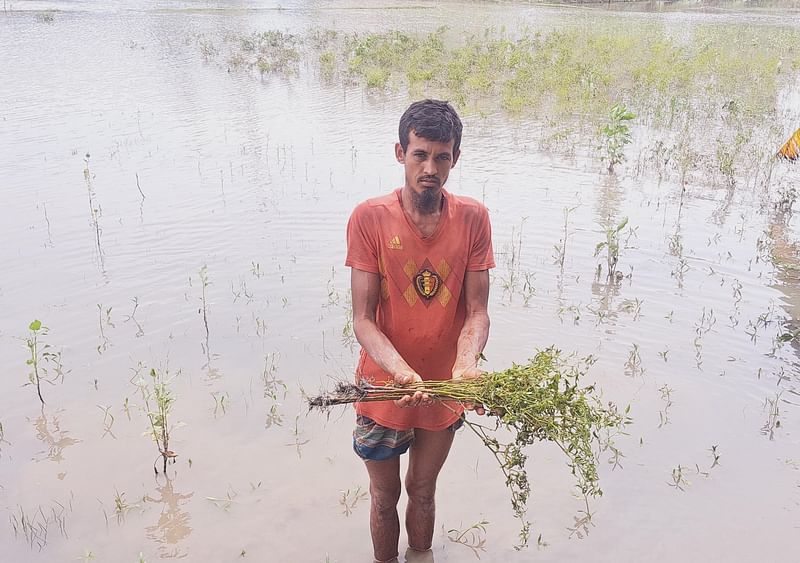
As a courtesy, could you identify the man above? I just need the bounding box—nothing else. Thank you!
[345,99,495,562]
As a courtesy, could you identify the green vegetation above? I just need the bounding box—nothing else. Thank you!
[594,217,629,281]
[199,264,210,345]
[34,10,55,24]
[24,320,66,405]
[318,51,336,79]
[598,104,636,172]
[26,320,47,404]
[309,348,630,549]
[448,519,489,558]
[262,353,286,428]
[135,367,178,474]
[222,31,301,76]
[338,486,368,516]
[197,21,800,179]
[329,24,800,121]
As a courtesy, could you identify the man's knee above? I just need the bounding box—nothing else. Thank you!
[405,476,436,506]
[370,478,402,511]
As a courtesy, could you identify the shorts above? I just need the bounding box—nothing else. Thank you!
[352,415,464,462]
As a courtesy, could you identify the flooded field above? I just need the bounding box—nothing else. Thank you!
[1,1,799,561]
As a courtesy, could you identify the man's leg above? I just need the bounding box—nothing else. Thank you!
[365,457,402,562]
[404,427,456,551]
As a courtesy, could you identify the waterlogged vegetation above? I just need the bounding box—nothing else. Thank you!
[226,31,301,77]
[135,367,179,475]
[196,21,800,191]
[24,320,67,405]
[447,519,489,559]
[594,216,630,281]
[598,104,636,173]
[3,2,800,561]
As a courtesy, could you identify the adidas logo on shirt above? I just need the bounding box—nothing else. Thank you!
[387,235,403,250]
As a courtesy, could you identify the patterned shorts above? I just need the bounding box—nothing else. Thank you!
[352,415,464,461]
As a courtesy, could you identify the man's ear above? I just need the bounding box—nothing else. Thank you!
[395,142,405,164]
[451,149,461,168]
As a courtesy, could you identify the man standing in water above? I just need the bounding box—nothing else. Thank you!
[346,99,494,562]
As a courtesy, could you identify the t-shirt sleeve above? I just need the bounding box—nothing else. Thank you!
[467,205,495,271]
[345,203,380,273]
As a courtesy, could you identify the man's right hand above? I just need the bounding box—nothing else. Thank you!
[393,371,430,408]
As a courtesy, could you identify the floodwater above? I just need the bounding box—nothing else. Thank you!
[1,1,799,562]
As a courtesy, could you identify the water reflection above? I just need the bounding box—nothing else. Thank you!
[766,190,800,362]
[82,154,106,275]
[590,174,624,318]
[31,409,80,463]
[711,178,737,226]
[404,547,434,563]
[197,265,222,380]
[144,475,194,559]
[594,172,624,228]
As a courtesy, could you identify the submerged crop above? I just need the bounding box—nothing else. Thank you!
[196,22,800,185]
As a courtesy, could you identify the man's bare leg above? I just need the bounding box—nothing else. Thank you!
[405,428,456,551]
[365,456,402,562]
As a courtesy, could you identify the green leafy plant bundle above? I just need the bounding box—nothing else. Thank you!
[309,348,630,549]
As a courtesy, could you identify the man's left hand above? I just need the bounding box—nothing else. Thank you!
[452,366,486,415]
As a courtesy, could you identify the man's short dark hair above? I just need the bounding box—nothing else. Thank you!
[399,99,463,155]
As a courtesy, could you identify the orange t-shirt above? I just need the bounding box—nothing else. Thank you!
[345,188,495,431]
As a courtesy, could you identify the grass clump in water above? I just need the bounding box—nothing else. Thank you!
[318,51,336,80]
[309,348,630,549]
[35,10,56,24]
[345,30,418,88]
[218,30,301,76]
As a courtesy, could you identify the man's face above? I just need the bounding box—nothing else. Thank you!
[395,130,460,206]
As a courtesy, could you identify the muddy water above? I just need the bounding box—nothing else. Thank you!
[1,2,799,562]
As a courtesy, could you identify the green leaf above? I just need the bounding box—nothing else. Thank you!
[594,241,607,256]
[29,320,42,331]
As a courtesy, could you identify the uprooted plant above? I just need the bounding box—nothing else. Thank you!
[308,348,630,549]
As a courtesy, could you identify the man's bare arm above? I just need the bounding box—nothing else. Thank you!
[351,267,428,406]
[451,269,490,381]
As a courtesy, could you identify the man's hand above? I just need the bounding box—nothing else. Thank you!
[452,366,486,415]
[393,371,430,408]
[451,270,490,416]
[452,366,483,381]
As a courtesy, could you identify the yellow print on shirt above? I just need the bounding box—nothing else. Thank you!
[387,235,403,250]
[397,258,453,308]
